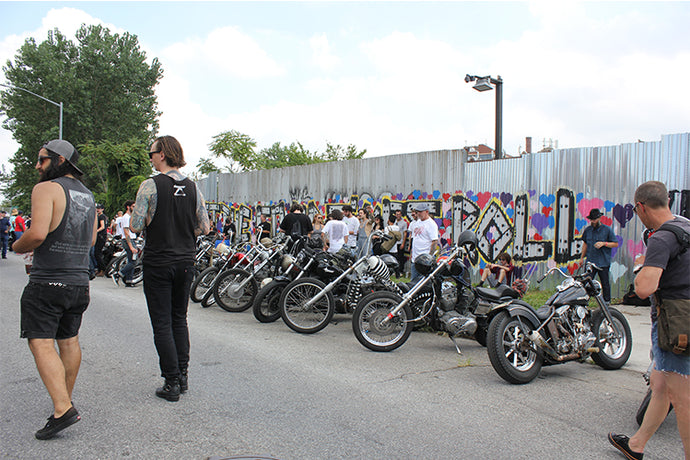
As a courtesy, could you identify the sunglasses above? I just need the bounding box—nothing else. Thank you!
[633,201,645,214]
[148,149,162,158]
[37,156,51,164]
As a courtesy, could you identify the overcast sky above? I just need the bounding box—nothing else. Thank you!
[1,1,689,178]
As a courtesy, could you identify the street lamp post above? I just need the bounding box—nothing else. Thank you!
[465,74,503,160]
[0,83,63,140]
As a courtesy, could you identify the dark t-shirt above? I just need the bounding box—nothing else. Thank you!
[643,216,690,300]
[97,213,108,238]
[279,212,313,236]
[257,221,271,238]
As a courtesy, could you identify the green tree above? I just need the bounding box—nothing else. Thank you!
[208,130,258,173]
[205,130,367,173]
[1,24,162,210]
[79,140,152,217]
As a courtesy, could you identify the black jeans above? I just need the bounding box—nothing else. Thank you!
[143,262,195,380]
[94,234,106,271]
[595,265,612,302]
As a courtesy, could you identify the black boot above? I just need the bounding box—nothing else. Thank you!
[155,378,181,402]
[179,371,188,394]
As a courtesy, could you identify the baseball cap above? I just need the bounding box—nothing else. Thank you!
[96,203,105,209]
[42,139,84,175]
[413,202,430,212]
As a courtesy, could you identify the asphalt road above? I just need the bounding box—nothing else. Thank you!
[0,254,684,460]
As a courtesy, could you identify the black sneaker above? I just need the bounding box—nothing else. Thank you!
[35,406,80,440]
[608,433,643,460]
[155,378,181,402]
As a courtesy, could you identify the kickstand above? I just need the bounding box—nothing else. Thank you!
[449,336,463,354]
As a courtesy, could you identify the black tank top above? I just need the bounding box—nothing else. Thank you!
[144,174,198,267]
[31,176,95,285]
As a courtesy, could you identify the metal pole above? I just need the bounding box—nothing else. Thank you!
[494,76,503,160]
[59,102,63,140]
[0,83,64,139]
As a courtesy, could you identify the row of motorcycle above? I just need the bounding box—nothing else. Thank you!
[189,230,633,385]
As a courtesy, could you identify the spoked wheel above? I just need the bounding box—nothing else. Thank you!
[280,277,334,334]
[190,267,218,303]
[253,280,288,323]
[487,312,543,384]
[213,268,257,312]
[105,253,126,277]
[129,262,144,285]
[591,308,633,370]
[352,291,411,352]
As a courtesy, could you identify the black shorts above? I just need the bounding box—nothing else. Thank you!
[20,282,90,340]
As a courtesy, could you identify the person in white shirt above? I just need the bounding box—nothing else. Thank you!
[322,209,348,253]
[341,205,359,255]
[407,203,439,284]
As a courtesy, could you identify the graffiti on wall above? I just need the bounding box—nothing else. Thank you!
[208,186,690,287]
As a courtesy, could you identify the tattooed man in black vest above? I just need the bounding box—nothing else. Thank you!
[130,136,210,402]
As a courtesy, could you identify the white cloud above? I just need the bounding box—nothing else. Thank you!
[161,26,285,79]
[310,33,340,72]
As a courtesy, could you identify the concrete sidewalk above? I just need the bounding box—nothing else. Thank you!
[616,303,653,374]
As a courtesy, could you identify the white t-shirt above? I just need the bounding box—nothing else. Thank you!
[342,215,360,247]
[114,215,125,238]
[118,213,137,241]
[323,220,348,253]
[408,217,439,261]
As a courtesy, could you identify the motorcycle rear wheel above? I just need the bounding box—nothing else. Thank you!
[280,277,334,334]
[190,267,218,303]
[487,312,543,384]
[253,279,288,323]
[591,308,632,370]
[213,268,257,312]
[352,291,411,352]
[105,253,126,277]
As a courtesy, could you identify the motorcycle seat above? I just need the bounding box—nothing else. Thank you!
[476,285,519,301]
[535,305,552,320]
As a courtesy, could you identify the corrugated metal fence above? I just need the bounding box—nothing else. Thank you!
[197,132,690,296]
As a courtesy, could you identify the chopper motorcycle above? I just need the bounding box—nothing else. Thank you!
[351,231,519,352]
[486,262,633,384]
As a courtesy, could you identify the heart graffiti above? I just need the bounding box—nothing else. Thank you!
[577,198,605,219]
[500,192,513,207]
[476,192,491,209]
[539,193,555,208]
[612,203,635,228]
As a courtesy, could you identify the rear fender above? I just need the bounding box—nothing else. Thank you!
[489,302,541,329]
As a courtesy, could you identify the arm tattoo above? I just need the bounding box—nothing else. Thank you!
[195,186,210,236]
[131,179,157,233]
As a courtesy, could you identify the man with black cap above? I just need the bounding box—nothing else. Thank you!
[13,139,97,439]
[580,208,618,302]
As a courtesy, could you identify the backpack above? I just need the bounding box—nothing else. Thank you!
[381,230,402,253]
[654,220,690,356]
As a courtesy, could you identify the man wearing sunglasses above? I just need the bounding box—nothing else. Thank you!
[13,139,97,440]
[130,136,210,402]
[609,181,690,460]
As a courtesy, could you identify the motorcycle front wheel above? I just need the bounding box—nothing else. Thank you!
[487,312,543,384]
[280,277,334,334]
[213,268,257,312]
[352,291,411,352]
[190,267,218,303]
[591,308,633,370]
[253,279,288,323]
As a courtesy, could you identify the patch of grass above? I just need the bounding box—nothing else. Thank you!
[458,357,473,367]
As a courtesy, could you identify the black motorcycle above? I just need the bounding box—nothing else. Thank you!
[486,263,633,384]
[252,235,323,323]
[279,232,404,334]
[351,230,511,352]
